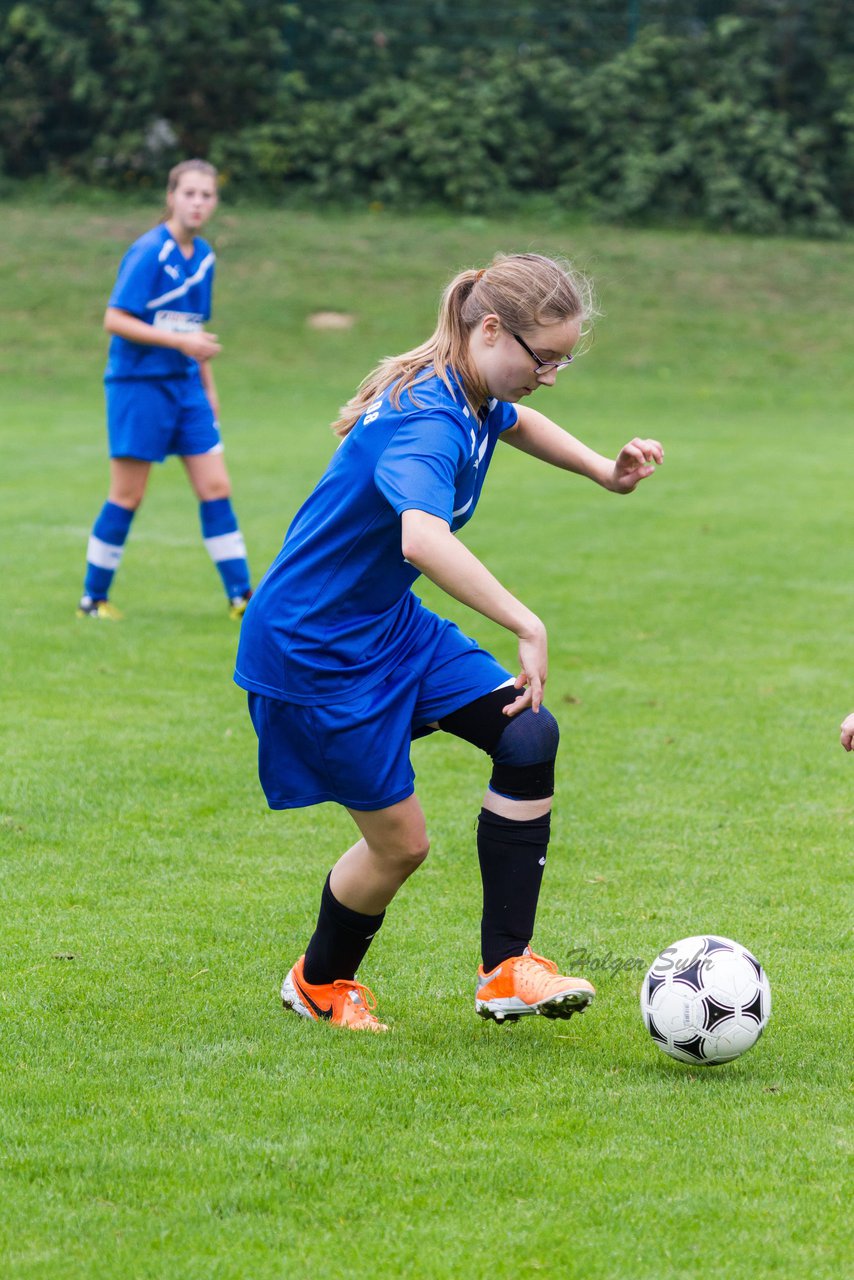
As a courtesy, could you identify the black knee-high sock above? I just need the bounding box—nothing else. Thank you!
[477,808,551,972]
[302,873,386,985]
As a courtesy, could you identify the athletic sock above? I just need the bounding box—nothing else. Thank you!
[83,500,135,600]
[199,497,251,599]
[477,808,551,972]
[303,873,386,985]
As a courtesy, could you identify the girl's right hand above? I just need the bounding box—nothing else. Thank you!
[179,331,222,361]
[504,618,548,717]
[841,713,854,751]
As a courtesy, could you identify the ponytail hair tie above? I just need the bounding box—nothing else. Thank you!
[475,269,486,281]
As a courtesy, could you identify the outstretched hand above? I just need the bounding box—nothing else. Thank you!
[841,713,854,752]
[609,437,664,493]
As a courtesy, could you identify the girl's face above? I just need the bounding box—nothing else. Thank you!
[471,314,581,403]
[167,171,218,234]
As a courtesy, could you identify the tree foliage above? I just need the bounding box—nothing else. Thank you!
[1,0,851,233]
[0,0,290,179]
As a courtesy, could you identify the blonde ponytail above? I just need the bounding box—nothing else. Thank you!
[331,253,595,437]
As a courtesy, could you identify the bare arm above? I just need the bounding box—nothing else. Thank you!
[198,360,219,418]
[401,508,546,714]
[104,307,222,363]
[504,403,663,493]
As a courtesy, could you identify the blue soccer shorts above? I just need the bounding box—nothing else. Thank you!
[105,376,222,461]
[247,617,512,812]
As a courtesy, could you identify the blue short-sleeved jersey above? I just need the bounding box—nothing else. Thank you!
[234,370,518,704]
[104,224,216,381]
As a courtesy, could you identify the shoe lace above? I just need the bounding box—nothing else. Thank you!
[524,947,558,975]
[331,977,379,1013]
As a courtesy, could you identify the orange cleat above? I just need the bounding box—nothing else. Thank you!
[281,955,389,1032]
[475,947,595,1024]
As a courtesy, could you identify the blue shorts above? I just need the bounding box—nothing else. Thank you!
[105,376,222,461]
[247,618,512,812]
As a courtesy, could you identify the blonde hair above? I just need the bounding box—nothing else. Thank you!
[167,158,218,193]
[160,159,218,222]
[331,252,596,438]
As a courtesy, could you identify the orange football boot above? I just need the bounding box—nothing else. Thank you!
[475,947,595,1023]
[281,955,389,1032]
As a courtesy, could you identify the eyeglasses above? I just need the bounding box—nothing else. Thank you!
[510,331,574,373]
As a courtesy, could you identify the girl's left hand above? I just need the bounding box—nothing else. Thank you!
[841,713,854,752]
[610,438,664,493]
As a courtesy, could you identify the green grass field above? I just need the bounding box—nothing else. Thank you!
[1,197,852,1279]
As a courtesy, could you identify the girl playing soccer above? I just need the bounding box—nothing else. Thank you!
[77,159,252,620]
[235,252,663,1031]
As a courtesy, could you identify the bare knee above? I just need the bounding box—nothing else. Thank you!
[195,478,232,502]
[407,832,430,870]
[108,459,150,510]
[183,453,232,502]
[348,795,430,889]
[381,831,430,878]
[107,489,144,512]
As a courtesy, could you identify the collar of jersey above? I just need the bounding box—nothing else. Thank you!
[442,366,490,425]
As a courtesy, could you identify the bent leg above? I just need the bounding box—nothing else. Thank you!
[439,688,594,1016]
[439,690,560,970]
[301,795,429,985]
[336,795,430,914]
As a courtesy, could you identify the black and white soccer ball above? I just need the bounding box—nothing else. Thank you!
[640,935,771,1065]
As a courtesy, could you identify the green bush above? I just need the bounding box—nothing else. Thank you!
[0,0,290,181]
[1,1,851,234]
[550,22,844,235]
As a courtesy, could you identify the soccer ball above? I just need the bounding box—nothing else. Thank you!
[640,935,771,1065]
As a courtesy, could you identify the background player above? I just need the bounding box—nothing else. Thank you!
[235,252,663,1031]
[77,158,252,620]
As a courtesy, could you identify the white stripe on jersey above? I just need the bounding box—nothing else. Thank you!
[204,531,247,563]
[158,237,177,263]
[146,252,216,310]
[86,535,125,570]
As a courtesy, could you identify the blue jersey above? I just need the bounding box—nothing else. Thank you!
[234,370,518,704]
[104,224,215,381]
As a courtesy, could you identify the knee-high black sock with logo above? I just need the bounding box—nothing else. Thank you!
[477,808,551,972]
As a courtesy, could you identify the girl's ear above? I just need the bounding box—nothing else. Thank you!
[481,313,502,346]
